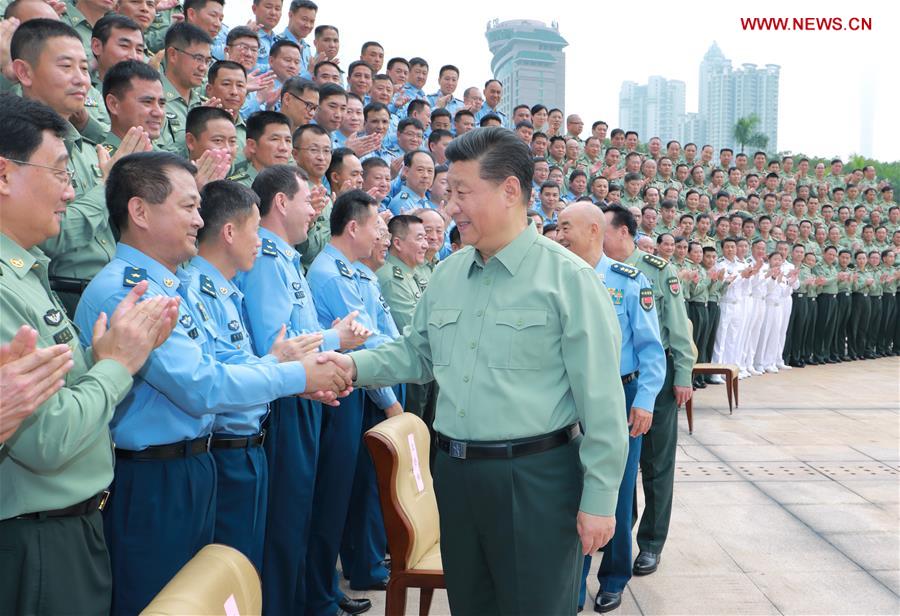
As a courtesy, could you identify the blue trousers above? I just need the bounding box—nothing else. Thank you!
[261,397,322,615]
[339,395,393,588]
[579,379,641,606]
[212,442,268,572]
[104,451,216,616]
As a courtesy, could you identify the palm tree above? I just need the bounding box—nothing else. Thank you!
[733,114,767,153]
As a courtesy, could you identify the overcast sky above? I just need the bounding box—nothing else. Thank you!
[225,0,898,161]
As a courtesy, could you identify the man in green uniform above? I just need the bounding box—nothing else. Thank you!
[11,19,148,315]
[413,207,445,287]
[812,246,839,363]
[602,204,694,576]
[0,93,177,615]
[158,22,211,157]
[293,122,333,268]
[878,249,897,356]
[322,127,628,615]
[833,249,854,360]
[865,251,884,358]
[61,0,109,55]
[228,110,293,187]
[101,59,165,154]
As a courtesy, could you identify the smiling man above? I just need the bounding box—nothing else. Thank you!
[320,127,628,614]
[102,59,165,154]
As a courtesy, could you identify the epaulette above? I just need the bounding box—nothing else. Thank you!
[357,268,372,281]
[336,259,354,279]
[399,192,409,199]
[199,274,217,298]
[227,172,248,182]
[123,266,147,287]
[643,254,667,269]
[393,266,404,280]
[610,262,638,278]
[102,143,116,155]
[261,238,278,257]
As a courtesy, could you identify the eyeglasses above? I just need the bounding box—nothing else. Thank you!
[229,42,260,56]
[172,47,214,66]
[284,91,319,113]
[6,158,74,184]
[297,147,332,157]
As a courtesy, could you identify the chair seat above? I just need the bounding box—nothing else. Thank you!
[693,363,739,376]
[410,541,442,571]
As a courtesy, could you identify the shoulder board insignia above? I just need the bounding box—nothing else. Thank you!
[227,172,249,181]
[400,192,409,199]
[336,259,354,279]
[667,276,681,295]
[610,262,638,278]
[123,266,147,287]
[199,274,217,297]
[261,238,278,257]
[643,254,667,269]
[165,110,176,118]
[357,268,372,281]
[640,288,655,311]
[53,327,74,345]
[179,313,193,328]
[393,266,404,280]
[195,301,210,321]
[228,319,240,331]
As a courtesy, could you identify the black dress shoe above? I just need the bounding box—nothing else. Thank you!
[841,356,851,362]
[338,596,372,615]
[594,591,623,613]
[632,551,660,576]
[350,578,388,592]
[824,358,837,364]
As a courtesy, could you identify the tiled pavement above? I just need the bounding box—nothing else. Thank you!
[345,357,900,615]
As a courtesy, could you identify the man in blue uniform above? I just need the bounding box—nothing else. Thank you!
[557,202,666,613]
[74,152,351,615]
[306,190,404,615]
[236,164,371,616]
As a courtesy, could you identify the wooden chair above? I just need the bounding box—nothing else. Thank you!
[365,413,445,616]
[685,322,739,434]
[141,544,261,615]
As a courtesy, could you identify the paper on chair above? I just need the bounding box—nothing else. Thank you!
[408,433,425,493]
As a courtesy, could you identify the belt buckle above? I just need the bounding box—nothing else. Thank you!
[98,490,111,512]
[448,440,467,459]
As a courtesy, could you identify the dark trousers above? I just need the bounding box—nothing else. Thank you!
[105,452,216,616]
[579,379,640,606]
[212,443,268,572]
[785,294,804,362]
[848,293,870,357]
[704,301,720,364]
[878,293,895,353]
[803,297,818,360]
[433,438,583,616]
[339,396,390,589]
[261,397,322,616]
[305,390,366,616]
[687,302,708,384]
[0,510,111,615]
[832,292,853,358]
[867,296,883,354]
[636,354,678,553]
[814,293,836,360]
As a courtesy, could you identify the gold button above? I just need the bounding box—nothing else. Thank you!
[163,278,175,288]
[100,239,107,245]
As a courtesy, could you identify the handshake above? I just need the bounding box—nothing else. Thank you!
[299,351,358,407]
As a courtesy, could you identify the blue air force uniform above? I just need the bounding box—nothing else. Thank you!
[579,255,665,608]
[386,190,434,216]
[236,228,341,615]
[187,256,271,571]
[74,243,307,615]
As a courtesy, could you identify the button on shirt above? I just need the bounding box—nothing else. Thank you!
[187,256,276,436]
[306,244,398,409]
[352,223,628,515]
[236,227,341,356]
[74,243,307,450]
[595,255,666,412]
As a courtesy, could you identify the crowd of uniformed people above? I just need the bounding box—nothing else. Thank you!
[0,0,896,615]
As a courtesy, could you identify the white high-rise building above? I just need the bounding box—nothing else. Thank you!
[618,77,686,143]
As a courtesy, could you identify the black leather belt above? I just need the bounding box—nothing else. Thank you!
[115,436,211,460]
[12,491,109,520]
[437,424,580,460]
[793,292,805,297]
[49,276,90,295]
[621,370,639,385]
[211,431,266,449]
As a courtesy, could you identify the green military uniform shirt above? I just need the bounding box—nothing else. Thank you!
[375,253,426,335]
[625,249,695,388]
[814,261,839,294]
[298,190,333,270]
[39,122,115,282]
[654,220,679,237]
[352,223,628,516]
[145,5,182,53]
[0,233,132,518]
[415,256,438,289]
[837,265,854,294]
[158,72,203,158]
[61,1,102,57]
[226,158,259,187]
[620,193,644,209]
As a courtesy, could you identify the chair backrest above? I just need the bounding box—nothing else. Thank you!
[141,544,261,615]
[365,413,440,572]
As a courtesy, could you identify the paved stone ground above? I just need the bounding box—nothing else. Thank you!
[344,357,900,615]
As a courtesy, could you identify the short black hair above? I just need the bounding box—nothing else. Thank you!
[478,113,502,127]
[387,214,423,240]
[314,24,338,38]
[428,129,452,147]
[281,76,318,102]
[290,0,318,11]
[185,0,225,13]
[226,26,259,46]
[363,101,389,120]
[361,156,388,175]
[347,60,372,78]
[92,14,142,46]
[246,110,290,142]
[386,57,409,71]
[106,152,197,232]
[604,204,637,237]
[407,99,430,117]
[445,127,532,206]
[0,93,67,162]
[325,146,357,186]
[208,59,247,83]
[252,164,307,217]
[270,38,301,58]
[11,18,80,66]
[102,59,161,105]
[164,22,213,50]
[318,82,347,102]
[197,180,259,243]
[403,149,434,168]
[330,189,376,236]
[186,106,233,138]
[291,122,327,146]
